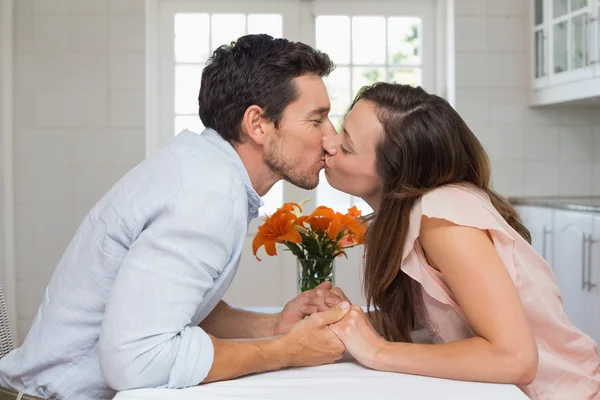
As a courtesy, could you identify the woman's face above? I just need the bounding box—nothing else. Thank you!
[323,99,384,201]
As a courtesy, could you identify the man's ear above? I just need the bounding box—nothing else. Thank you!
[241,105,272,146]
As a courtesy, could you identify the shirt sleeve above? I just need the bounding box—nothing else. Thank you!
[99,190,243,390]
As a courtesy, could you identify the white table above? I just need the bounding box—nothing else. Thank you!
[113,307,527,400]
[114,359,526,400]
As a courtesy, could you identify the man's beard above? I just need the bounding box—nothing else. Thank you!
[264,137,320,190]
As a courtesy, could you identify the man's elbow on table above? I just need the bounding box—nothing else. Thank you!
[99,335,148,391]
[99,327,215,391]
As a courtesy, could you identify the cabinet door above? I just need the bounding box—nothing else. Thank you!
[552,210,593,333]
[532,0,549,86]
[515,205,554,267]
[550,0,594,84]
[594,0,600,76]
[587,216,600,345]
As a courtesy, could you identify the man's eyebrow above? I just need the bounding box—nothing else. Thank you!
[342,127,355,147]
[308,106,331,116]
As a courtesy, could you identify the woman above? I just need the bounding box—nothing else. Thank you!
[315,83,600,399]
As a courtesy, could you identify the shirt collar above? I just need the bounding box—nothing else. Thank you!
[201,128,263,219]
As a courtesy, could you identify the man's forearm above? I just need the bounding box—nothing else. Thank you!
[201,335,287,384]
[200,301,278,339]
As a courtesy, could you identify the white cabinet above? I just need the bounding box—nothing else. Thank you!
[515,205,554,267]
[552,210,593,335]
[587,216,600,343]
[517,206,600,344]
[530,0,600,105]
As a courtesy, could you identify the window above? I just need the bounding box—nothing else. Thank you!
[314,14,425,214]
[167,6,287,216]
[173,13,284,137]
[154,0,437,217]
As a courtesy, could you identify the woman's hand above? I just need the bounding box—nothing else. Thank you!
[304,286,350,313]
[328,305,388,369]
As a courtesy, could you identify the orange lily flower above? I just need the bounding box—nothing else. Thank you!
[253,201,365,262]
[252,208,302,261]
[296,206,336,233]
[346,205,361,218]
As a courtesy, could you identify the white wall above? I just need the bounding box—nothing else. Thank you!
[11,0,600,343]
[1,0,17,341]
[13,0,146,343]
[454,0,600,198]
[0,0,6,290]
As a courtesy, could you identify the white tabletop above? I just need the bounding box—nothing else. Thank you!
[114,358,527,400]
[113,307,526,399]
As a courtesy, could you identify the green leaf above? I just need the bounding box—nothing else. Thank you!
[285,242,306,259]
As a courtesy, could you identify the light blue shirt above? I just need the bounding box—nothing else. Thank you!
[0,129,262,399]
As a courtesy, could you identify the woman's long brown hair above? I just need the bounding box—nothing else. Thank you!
[355,83,531,343]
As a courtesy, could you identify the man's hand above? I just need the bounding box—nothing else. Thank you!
[272,281,344,336]
[279,302,351,367]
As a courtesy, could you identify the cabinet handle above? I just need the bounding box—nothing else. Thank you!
[588,237,598,291]
[582,235,589,291]
[542,227,551,260]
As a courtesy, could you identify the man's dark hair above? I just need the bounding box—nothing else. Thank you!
[198,34,334,143]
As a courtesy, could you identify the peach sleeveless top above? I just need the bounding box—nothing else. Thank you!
[402,184,600,399]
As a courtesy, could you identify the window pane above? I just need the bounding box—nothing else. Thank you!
[553,0,568,18]
[535,0,544,26]
[324,67,351,116]
[553,21,568,73]
[352,67,385,97]
[316,171,352,213]
[571,0,588,11]
[175,65,203,115]
[211,14,246,51]
[175,13,210,63]
[175,115,204,136]
[260,181,283,216]
[316,16,351,65]
[571,14,587,69]
[248,14,282,37]
[352,16,386,64]
[388,67,421,87]
[388,17,421,65]
[534,30,545,77]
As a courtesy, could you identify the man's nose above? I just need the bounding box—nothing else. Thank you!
[322,119,338,156]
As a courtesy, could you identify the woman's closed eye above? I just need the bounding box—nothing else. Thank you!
[340,144,352,154]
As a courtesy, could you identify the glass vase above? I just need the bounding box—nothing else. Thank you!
[297,258,335,293]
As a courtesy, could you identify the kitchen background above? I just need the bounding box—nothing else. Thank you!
[1,0,599,346]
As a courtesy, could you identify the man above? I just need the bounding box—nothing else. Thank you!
[0,34,347,400]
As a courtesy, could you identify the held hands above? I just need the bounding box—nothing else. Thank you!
[280,301,351,367]
[277,283,388,370]
[301,284,389,370]
[328,305,388,370]
[272,281,346,336]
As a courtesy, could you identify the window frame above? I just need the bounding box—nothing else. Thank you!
[147,0,448,222]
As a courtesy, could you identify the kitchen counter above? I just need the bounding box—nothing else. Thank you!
[509,196,600,213]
